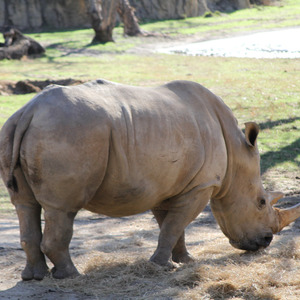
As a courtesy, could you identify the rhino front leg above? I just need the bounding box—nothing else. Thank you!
[15,203,49,280]
[151,209,194,264]
[150,188,212,267]
[172,234,194,264]
[41,208,79,279]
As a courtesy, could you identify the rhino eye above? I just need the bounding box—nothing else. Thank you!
[259,198,266,208]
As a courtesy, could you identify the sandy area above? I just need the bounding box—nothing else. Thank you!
[0,195,299,299]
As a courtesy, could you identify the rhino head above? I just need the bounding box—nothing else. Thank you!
[211,122,300,251]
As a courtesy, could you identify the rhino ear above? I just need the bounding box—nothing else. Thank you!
[244,122,259,147]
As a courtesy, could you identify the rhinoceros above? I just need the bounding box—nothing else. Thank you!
[0,79,299,280]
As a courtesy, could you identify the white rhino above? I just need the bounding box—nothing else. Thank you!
[0,79,299,280]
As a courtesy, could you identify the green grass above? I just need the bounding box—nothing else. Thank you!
[0,0,299,213]
[0,94,32,125]
[141,0,300,35]
[4,0,297,67]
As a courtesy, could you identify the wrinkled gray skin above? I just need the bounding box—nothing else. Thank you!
[0,80,297,281]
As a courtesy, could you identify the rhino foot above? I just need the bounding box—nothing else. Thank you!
[21,262,49,281]
[150,258,179,270]
[172,252,195,264]
[150,252,179,269]
[51,265,80,279]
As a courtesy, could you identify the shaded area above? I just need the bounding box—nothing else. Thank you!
[45,41,110,58]
[0,203,299,299]
[0,281,94,299]
[257,117,300,174]
[261,138,300,174]
[258,117,300,131]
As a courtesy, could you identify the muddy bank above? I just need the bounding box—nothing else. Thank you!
[0,79,84,96]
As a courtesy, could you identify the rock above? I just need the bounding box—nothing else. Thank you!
[207,0,250,12]
[0,0,91,31]
[0,0,253,31]
[0,0,5,29]
[42,0,90,29]
[129,0,210,20]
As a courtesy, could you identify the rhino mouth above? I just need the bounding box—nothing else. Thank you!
[229,233,273,251]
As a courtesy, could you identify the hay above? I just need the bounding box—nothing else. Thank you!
[3,210,298,299]
[38,234,299,299]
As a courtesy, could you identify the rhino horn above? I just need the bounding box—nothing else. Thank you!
[269,191,284,206]
[274,203,300,233]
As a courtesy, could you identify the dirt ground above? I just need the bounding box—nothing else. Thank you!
[0,209,159,299]
[0,207,208,299]
[0,195,299,299]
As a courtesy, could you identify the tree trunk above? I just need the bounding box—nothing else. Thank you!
[117,0,143,36]
[86,0,118,44]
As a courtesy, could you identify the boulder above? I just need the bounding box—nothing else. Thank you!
[0,0,254,31]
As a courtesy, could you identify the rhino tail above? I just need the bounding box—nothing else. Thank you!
[6,102,35,193]
[7,175,19,193]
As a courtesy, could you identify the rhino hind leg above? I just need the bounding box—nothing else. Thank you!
[11,168,49,280]
[41,208,79,279]
[151,209,194,264]
[16,203,49,280]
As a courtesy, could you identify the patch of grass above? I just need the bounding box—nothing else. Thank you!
[0,180,13,214]
[28,27,137,62]
[141,0,300,36]
[0,94,33,126]
[0,0,299,212]
[0,55,299,196]
[0,95,33,214]
[11,0,298,63]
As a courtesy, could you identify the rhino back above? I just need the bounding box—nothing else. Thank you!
[11,80,228,216]
[84,80,228,216]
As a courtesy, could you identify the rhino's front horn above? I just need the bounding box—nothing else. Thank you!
[274,204,300,233]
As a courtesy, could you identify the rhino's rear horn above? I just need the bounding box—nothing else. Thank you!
[269,191,284,206]
[274,204,300,233]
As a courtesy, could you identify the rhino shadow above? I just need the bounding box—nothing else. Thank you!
[0,280,94,300]
[70,207,217,255]
[69,212,160,255]
[189,204,218,228]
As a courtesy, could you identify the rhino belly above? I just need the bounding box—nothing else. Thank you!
[84,180,167,217]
